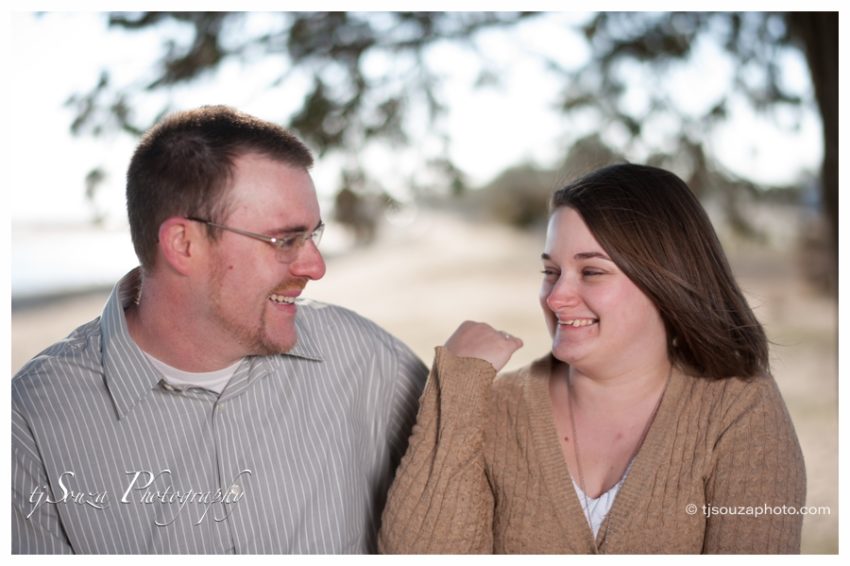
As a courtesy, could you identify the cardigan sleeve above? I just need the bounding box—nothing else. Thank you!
[378,347,497,554]
[702,375,806,554]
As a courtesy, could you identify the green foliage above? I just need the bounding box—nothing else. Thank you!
[62,11,835,290]
[464,163,560,230]
[66,12,534,155]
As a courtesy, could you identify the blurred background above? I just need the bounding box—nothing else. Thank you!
[9,11,837,552]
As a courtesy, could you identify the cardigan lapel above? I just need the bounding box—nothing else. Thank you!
[524,355,688,553]
[593,367,686,552]
[524,354,598,553]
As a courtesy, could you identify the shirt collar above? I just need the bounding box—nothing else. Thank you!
[100,268,325,419]
[287,301,325,362]
[100,268,163,420]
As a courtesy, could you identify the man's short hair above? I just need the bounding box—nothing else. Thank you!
[126,105,314,270]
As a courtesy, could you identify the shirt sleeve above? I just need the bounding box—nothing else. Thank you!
[379,347,497,554]
[12,404,75,554]
[385,338,429,472]
[702,376,807,554]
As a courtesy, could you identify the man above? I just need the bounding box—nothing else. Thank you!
[12,106,428,553]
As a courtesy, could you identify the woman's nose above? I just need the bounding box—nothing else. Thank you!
[545,276,579,312]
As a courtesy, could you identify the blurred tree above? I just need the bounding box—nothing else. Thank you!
[83,167,108,226]
[65,12,835,288]
[467,162,561,229]
[65,12,532,183]
[469,134,624,229]
[556,12,836,290]
[333,169,397,246]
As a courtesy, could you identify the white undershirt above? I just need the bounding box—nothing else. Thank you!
[143,352,242,394]
[571,460,634,537]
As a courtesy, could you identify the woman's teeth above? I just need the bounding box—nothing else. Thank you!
[558,319,597,327]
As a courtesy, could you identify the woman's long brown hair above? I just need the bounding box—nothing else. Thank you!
[551,163,769,379]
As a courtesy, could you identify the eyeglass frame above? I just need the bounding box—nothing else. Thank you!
[186,216,324,261]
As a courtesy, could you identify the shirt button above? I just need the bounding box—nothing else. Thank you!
[227,484,243,498]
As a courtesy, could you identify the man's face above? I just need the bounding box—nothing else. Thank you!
[202,152,326,357]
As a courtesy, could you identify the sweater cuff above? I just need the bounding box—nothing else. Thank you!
[431,346,496,419]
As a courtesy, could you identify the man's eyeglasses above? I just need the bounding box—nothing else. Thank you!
[186,216,324,263]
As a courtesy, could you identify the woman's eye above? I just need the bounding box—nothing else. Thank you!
[582,269,604,277]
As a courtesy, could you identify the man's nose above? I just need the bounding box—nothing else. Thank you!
[289,240,326,281]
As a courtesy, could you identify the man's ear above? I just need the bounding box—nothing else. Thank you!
[157,217,204,275]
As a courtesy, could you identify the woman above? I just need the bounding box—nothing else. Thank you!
[379,164,805,554]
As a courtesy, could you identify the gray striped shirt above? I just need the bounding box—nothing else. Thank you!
[12,268,427,554]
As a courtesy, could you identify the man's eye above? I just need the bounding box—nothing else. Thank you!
[276,235,300,249]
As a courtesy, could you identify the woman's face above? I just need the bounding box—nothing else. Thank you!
[539,207,668,376]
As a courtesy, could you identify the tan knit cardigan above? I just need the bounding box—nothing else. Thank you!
[379,348,806,554]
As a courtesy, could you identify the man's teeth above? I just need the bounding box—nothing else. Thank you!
[269,294,296,304]
[558,319,596,327]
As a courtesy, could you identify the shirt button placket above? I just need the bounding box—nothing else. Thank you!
[211,400,240,551]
